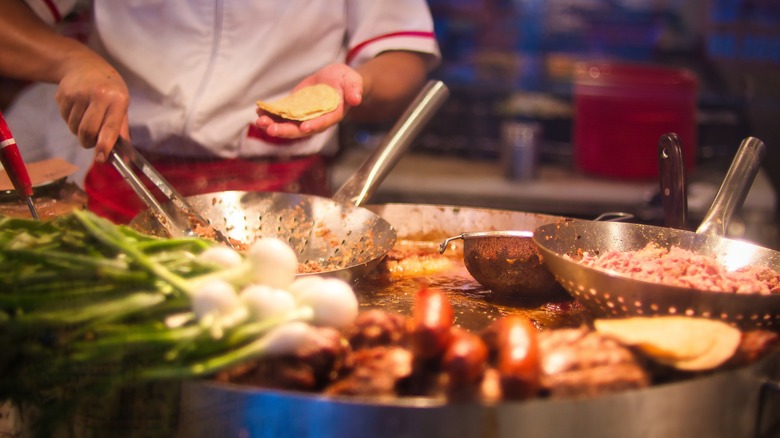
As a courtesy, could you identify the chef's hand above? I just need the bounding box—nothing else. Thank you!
[255,63,362,139]
[55,54,131,163]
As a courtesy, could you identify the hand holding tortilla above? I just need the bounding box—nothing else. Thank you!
[256,84,341,121]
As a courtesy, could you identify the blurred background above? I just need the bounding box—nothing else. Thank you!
[409,0,777,169]
[338,0,780,249]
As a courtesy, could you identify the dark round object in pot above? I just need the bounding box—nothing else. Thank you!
[444,231,569,304]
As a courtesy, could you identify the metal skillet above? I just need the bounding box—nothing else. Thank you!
[533,137,780,329]
[434,131,686,301]
[131,80,449,281]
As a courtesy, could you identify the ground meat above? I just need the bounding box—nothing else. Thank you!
[579,242,780,295]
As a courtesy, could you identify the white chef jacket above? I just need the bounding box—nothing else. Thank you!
[24,0,440,158]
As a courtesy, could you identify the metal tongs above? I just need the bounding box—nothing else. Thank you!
[110,138,234,247]
[0,110,40,220]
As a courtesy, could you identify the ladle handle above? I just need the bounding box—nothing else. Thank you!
[332,80,450,207]
[696,136,766,237]
[439,234,465,254]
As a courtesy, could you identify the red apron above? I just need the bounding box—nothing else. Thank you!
[85,153,330,224]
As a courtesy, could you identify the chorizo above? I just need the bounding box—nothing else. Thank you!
[442,327,489,389]
[408,285,454,361]
[493,315,541,400]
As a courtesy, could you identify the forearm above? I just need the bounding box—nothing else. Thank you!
[351,51,434,123]
[0,0,100,83]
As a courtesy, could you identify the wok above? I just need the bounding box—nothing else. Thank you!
[534,137,780,329]
[131,80,449,281]
[173,201,780,438]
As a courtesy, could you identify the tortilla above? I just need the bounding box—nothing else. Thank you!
[256,84,340,121]
[594,316,742,371]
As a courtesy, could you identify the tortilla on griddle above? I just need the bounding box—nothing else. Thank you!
[594,316,742,371]
[256,84,340,121]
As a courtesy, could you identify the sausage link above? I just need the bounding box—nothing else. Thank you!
[408,285,454,361]
[494,315,541,400]
[443,327,489,389]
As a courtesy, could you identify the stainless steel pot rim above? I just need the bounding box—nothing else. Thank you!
[439,231,535,254]
[191,346,780,409]
[461,230,535,239]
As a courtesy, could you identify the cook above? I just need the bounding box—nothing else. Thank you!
[0,0,441,223]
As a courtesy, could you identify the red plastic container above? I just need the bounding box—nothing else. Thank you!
[573,62,699,179]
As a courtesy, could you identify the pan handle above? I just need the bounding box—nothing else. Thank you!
[658,132,688,230]
[332,80,450,207]
[696,137,766,237]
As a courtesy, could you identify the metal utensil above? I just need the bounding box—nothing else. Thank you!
[533,137,780,329]
[0,111,39,220]
[658,132,688,229]
[439,230,565,302]
[438,213,632,302]
[110,138,234,248]
[131,80,450,281]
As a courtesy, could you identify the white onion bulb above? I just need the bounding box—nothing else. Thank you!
[192,278,240,320]
[246,237,299,289]
[260,321,316,356]
[240,284,296,320]
[197,246,243,268]
[287,276,326,299]
[296,278,358,329]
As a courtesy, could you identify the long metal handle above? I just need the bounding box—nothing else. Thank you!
[332,80,450,206]
[658,133,688,230]
[111,139,233,247]
[696,137,766,237]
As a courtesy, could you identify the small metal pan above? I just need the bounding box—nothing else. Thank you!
[131,80,449,281]
[533,137,780,329]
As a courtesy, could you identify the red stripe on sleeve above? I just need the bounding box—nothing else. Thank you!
[41,0,63,22]
[346,31,435,64]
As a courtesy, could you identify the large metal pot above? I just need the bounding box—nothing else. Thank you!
[174,203,780,438]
